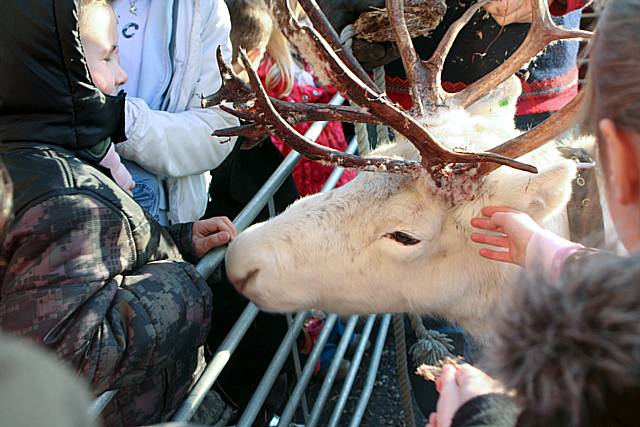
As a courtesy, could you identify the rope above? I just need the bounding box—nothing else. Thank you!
[338,25,391,155]
[339,25,370,155]
[373,66,390,149]
[408,313,455,368]
[393,314,417,427]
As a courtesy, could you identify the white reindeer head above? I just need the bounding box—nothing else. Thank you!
[207,0,591,335]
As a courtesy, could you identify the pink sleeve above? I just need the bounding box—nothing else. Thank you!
[525,229,583,281]
[550,0,592,15]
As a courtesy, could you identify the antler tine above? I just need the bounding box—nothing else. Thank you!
[201,44,383,142]
[424,0,492,106]
[297,0,380,91]
[270,98,382,124]
[214,123,271,145]
[478,90,585,175]
[219,99,382,125]
[201,46,254,108]
[386,0,431,115]
[270,0,537,175]
[238,50,425,175]
[452,0,592,109]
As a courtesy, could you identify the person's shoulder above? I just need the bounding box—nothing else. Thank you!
[1,145,138,219]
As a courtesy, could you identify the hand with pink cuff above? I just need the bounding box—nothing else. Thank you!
[469,207,541,266]
[470,206,582,280]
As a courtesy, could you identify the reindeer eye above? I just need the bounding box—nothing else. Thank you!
[385,231,421,246]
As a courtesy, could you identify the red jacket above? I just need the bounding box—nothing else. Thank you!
[258,57,356,196]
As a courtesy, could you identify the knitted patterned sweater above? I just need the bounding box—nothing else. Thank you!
[384,0,589,117]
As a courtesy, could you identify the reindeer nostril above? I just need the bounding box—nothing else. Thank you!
[234,268,260,292]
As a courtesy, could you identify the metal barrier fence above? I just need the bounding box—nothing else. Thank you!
[90,94,391,426]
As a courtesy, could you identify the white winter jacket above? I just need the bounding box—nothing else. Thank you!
[116,0,238,223]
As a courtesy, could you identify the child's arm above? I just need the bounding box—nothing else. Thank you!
[470,206,583,280]
[116,0,239,178]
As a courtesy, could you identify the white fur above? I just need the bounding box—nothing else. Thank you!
[225,77,578,337]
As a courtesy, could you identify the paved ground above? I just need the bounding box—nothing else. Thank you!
[305,319,428,427]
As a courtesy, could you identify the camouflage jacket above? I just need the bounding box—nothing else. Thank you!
[0,143,213,425]
[0,2,213,424]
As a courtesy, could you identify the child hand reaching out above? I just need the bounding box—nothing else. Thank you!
[470,207,543,266]
[470,206,583,280]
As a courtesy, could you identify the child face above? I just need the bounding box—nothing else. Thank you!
[81,5,128,96]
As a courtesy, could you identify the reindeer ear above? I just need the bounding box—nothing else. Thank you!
[516,159,577,222]
[486,155,576,223]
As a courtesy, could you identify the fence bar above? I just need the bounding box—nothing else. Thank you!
[88,390,117,419]
[277,315,338,426]
[307,315,359,427]
[347,314,392,427]
[327,315,377,427]
[275,136,358,426]
[286,313,310,421]
[236,311,310,427]
[321,136,358,190]
[172,303,260,421]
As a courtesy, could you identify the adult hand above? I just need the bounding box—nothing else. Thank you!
[192,216,237,258]
[484,0,552,26]
[426,364,503,427]
[470,206,543,266]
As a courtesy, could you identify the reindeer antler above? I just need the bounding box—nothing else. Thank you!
[261,0,537,175]
[206,0,593,184]
[472,0,592,175]
[235,50,424,174]
[451,0,592,109]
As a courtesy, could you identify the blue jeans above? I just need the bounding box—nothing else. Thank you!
[123,160,168,225]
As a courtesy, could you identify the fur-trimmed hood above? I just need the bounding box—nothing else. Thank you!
[484,253,640,426]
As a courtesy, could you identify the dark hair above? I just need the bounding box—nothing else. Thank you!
[484,254,640,427]
[228,0,273,63]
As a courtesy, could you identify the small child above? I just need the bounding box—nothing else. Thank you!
[78,0,135,193]
[228,0,273,79]
[256,10,357,196]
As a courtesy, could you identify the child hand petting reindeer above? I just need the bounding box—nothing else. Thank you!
[425,0,640,426]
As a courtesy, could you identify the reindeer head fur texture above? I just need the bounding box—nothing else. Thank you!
[225,78,576,337]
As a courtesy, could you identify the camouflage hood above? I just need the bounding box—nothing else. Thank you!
[0,0,125,149]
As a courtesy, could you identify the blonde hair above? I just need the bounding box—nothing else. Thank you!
[262,1,307,98]
[264,24,294,97]
[78,0,113,30]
